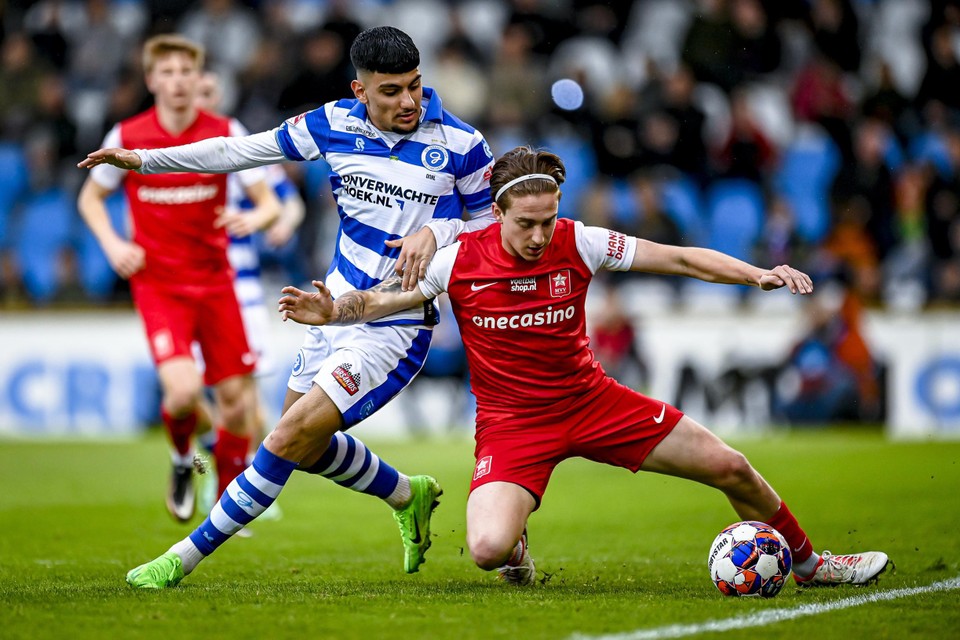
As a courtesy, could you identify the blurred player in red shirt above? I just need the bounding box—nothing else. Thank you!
[280,145,890,589]
[77,34,280,523]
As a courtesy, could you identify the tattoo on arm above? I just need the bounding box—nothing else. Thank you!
[334,291,366,324]
[334,277,409,324]
[370,276,403,294]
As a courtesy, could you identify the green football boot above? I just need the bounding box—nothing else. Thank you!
[392,475,443,573]
[125,551,185,589]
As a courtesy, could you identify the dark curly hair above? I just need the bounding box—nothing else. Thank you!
[350,26,420,75]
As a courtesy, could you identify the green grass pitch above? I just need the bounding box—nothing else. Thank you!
[1,429,958,639]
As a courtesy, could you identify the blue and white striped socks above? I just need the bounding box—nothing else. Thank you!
[171,444,297,573]
[300,431,410,508]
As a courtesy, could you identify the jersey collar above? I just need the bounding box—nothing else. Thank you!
[346,86,444,127]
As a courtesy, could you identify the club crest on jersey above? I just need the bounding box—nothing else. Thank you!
[549,270,571,298]
[291,349,305,376]
[474,455,492,481]
[152,329,173,359]
[332,363,361,396]
[421,144,449,171]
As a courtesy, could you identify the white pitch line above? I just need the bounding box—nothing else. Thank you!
[570,577,960,640]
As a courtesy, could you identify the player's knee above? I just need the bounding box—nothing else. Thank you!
[713,450,756,489]
[217,394,251,429]
[163,386,202,417]
[263,416,329,462]
[467,530,515,570]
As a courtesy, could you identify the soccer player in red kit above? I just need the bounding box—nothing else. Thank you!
[279,146,891,588]
[77,34,280,523]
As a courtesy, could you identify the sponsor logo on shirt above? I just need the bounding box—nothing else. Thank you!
[421,144,449,171]
[332,363,361,396]
[474,455,492,481]
[607,231,627,260]
[510,277,537,293]
[549,270,571,298]
[138,185,219,205]
[471,303,576,330]
[354,137,366,151]
[339,174,440,208]
[345,124,377,138]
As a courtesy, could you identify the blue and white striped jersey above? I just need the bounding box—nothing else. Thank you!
[136,87,495,325]
[275,87,494,324]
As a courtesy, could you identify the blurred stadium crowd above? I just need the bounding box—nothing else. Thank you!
[0,0,959,314]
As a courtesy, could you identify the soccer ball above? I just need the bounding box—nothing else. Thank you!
[707,521,792,598]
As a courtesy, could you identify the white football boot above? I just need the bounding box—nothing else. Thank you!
[795,550,891,586]
[497,530,537,586]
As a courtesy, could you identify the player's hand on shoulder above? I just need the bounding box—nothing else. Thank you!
[78,148,143,171]
[278,280,334,325]
[759,265,814,294]
[386,227,438,292]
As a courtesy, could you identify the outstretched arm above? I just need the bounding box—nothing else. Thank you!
[279,276,430,326]
[630,239,813,294]
[78,130,286,174]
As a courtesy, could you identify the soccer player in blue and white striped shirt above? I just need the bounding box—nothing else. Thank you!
[81,26,496,588]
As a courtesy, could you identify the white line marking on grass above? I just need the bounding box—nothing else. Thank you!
[570,577,960,640]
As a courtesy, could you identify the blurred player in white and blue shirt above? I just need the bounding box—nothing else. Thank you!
[82,26,496,587]
[195,71,306,382]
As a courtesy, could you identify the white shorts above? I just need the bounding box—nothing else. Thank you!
[287,323,433,427]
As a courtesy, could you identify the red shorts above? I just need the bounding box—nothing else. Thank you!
[470,377,683,507]
[131,280,255,386]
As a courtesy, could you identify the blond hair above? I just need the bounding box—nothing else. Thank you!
[142,34,205,73]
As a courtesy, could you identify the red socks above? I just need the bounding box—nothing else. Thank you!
[767,500,814,563]
[161,408,197,457]
[214,427,251,498]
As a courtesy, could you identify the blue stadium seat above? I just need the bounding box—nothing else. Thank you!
[609,178,639,226]
[0,143,29,249]
[704,179,765,261]
[14,187,75,303]
[540,132,597,218]
[909,130,951,176]
[659,175,705,245]
[75,190,127,300]
[773,129,840,244]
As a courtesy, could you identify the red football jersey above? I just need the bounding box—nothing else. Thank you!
[425,218,636,423]
[118,108,232,291]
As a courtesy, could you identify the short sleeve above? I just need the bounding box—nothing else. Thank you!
[418,242,460,299]
[574,221,637,273]
[88,125,127,191]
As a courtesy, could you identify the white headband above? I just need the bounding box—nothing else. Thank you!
[494,173,558,202]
